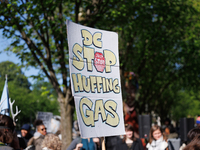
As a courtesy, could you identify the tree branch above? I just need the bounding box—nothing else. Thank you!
[1,1,63,97]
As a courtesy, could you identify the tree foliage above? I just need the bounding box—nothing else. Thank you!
[0,61,31,89]
[0,0,75,147]
[170,90,200,122]
[0,61,59,129]
[71,0,200,121]
[82,0,200,121]
[0,0,200,146]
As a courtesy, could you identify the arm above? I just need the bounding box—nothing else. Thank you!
[74,143,83,150]
[67,138,81,150]
[93,137,101,150]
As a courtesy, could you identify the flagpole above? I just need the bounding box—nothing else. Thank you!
[6,74,10,116]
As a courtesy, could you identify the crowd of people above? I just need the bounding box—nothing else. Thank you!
[0,114,62,150]
[1,113,200,150]
[66,118,200,150]
[67,122,177,150]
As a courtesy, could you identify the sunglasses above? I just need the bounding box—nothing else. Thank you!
[41,128,47,131]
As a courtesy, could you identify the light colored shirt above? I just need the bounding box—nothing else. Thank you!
[146,136,168,150]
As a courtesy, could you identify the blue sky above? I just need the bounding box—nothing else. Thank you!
[0,33,39,84]
[0,30,65,88]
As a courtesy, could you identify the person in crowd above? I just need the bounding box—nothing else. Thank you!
[72,120,80,140]
[67,121,100,150]
[75,138,100,150]
[105,136,120,150]
[163,118,177,139]
[41,134,62,150]
[0,114,20,150]
[187,126,200,141]
[146,125,168,150]
[18,123,33,148]
[195,116,200,127]
[27,119,47,150]
[115,124,144,150]
[123,102,139,139]
[179,126,200,150]
[67,137,100,150]
[183,134,200,150]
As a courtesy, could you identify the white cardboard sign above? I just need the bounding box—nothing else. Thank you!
[37,111,53,133]
[67,20,125,138]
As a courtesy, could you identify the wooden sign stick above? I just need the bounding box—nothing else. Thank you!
[101,137,106,150]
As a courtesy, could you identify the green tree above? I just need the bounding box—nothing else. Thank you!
[0,1,124,147]
[0,0,76,147]
[171,90,200,122]
[84,0,200,121]
[1,0,200,147]
[0,61,59,128]
[0,61,31,89]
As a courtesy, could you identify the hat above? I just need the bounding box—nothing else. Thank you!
[21,124,31,131]
[196,117,200,124]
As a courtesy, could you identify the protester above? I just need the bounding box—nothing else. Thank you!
[27,119,47,150]
[179,126,200,150]
[105,136,120,150]
[187,126,200,141]
[162,118,177,139]
[67,121,100,150]
[115,124,144,150]
[67,137,100,150]
[123,102,139,138]
[146,125,168,150]
[41,133,62,150]
[18,123,33,148]
[74,143,83,150]
[72,120,80,140]
[0,114,20,150]
[195,116,200,127]
[183,134,200,150]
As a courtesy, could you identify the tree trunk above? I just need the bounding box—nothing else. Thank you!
[60,97,72,150]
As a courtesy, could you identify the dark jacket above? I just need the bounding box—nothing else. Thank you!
[18,132,33,149]
[105,136,121,150]
[115,138,144,150]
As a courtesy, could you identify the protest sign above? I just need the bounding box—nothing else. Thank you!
[67,20,125,138]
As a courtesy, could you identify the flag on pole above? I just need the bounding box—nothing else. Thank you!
[0,75,10,116]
